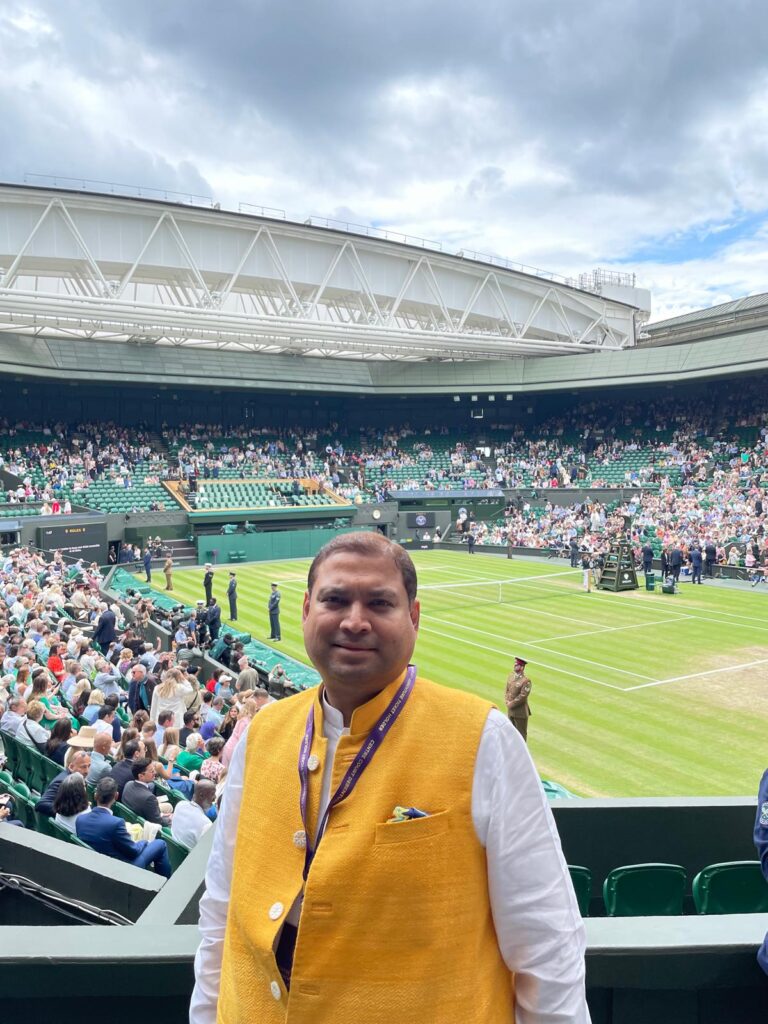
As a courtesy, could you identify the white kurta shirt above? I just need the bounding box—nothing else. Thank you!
[191,696,590,1024]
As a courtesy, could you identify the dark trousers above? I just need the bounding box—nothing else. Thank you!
[229,600,237,620]
[692,566,702,584]
[269,611,281,639]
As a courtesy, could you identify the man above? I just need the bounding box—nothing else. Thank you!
[93,658,123,700]
[505,657,532,742]
[127,663,151,714]
[92,603,117,651]
[641,541,654,575]
[94,705,117,737]
[139,640,161,674]
[143,546,153,583]
[569,536,580,568]
[108,739,144,799]
[689,544,703,585]
[669,544,683,584]
[204,564,214,605]
[77,777,171,877]
[467,530,476,554]
[164,553,174,591]
[122,758,172,827]
[154,709,174,747]
[86,732,114,785]
[227,572,237,620]
[192,533,587,1023]
[37,750,91,817]
[172,779,216,849]
[268,581,281,641]
[207,598,222,643]
[581,549,592,591]
[0,696,26,737]
[195,600,209,647]
[180,709,202,748]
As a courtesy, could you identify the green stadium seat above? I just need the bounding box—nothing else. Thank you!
[603,863,686,917]
[162,829,191,872]
[568,865,592,917]
[1,732,21,776]
[692,861,768,914]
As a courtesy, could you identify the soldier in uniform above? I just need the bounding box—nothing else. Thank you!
[227,572,238,620]
[164,554,174,591]
[204,563,214,604]
[268,581,281,641]
[505,656,532,742]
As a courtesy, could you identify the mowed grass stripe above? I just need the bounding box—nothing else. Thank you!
[146,552,767,798]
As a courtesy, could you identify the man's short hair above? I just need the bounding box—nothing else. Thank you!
[131,758,152,780]
[97,705,114,720]
[158,711,174,726]
[95,777,118,806]
[307,532,417,603]
[183,710,197,725]
[122,740,141,761]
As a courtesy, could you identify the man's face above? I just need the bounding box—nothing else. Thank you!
[302,550,419,705]
[138,762,156,783]
[71,754,91,777]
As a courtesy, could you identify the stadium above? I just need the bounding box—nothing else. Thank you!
[0,181,767,1022]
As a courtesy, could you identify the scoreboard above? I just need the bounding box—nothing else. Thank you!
[37,522,108,564]
[405,512,436,529]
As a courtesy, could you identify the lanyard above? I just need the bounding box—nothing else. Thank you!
[298,664,416,880]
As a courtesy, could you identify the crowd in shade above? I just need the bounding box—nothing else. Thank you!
[0,546,277,874]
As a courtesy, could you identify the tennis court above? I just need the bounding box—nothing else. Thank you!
[165,549,768,798]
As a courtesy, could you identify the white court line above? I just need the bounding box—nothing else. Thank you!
[425,613,655,680]
[418,623,625,691]
[624,658,768,691]
[530,615,694,643]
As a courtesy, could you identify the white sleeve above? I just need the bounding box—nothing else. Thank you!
[472,709,590,1024]
[189,725,248,1024]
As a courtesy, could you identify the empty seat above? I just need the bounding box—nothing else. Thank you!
[568,865,592,917]
[692,861,768,915]
[603,863,686,917]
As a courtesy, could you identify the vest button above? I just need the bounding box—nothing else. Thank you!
[307,754,320,771]
[270,980,281,1000]
[293,829,307,849]
[268,901,284,920]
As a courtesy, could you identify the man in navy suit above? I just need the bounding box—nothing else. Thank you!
[92,604,117,650]
[76,777,171,877]
[206,598,222,642]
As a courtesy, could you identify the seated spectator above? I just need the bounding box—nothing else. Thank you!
[93,704,117,740]
[108,738,144,799]
[154,710,174,747]
[157,726,181,764]
[86,732,114,785]
[0,696,27,737]
[221,696,263,769]
[53,773,90,833]
[0,791,23,828]
[44,718,73,766]
[92,658,123,700]
[176,732,208,773]
[82,688,105,724]
[36,749,91,817]
[16,701,49,751]
[200,735,227,787]
[205,696,225,730]
[131,709,150,731]
[70,677,91,717]
[122,758,172,827]
[171,779,216,849]
[28,670,71,729]
[76,777,171,877]
[46,642,66,683]
[179,709,202,748]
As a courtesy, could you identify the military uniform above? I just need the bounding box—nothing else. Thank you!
[505,666,532,742]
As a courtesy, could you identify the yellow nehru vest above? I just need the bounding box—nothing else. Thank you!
[218,675,515,1024]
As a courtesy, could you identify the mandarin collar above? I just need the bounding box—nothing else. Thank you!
[315,666,412,738]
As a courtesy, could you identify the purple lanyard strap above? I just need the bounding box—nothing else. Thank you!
[298,664,417,880]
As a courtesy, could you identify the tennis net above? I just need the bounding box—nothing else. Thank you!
[419,568,583,608]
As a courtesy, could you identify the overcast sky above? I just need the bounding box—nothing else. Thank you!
[1,0,767,321]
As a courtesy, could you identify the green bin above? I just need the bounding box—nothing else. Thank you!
[645,572,655,591]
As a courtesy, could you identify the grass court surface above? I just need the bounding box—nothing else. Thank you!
[152,550,768,798]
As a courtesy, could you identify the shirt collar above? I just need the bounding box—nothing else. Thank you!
[316,666,411,738]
